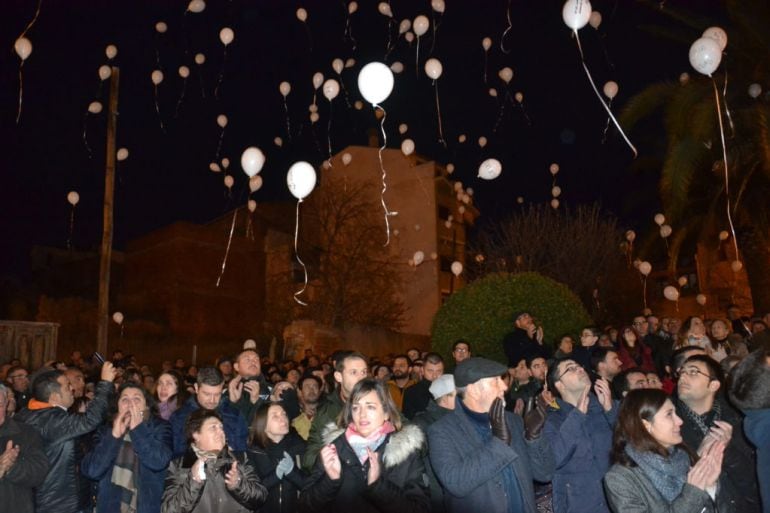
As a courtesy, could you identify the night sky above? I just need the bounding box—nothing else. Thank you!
[1,0,728,279]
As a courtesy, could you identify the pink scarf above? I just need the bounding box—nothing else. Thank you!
[344,421,395,464]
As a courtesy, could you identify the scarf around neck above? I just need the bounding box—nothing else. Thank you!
[625,444,691,503]
[344,421,395,464]
[111,432,139,513]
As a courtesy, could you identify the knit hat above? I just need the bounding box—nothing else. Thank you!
[429,374,455,399]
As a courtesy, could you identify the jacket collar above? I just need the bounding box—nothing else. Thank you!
[321,422,424,468]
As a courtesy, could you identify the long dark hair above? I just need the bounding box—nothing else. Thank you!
[249,402,288,449]
[111,382,157,421]
[155,370,189,406]
[339,378,402,431]
[610,389,693,466]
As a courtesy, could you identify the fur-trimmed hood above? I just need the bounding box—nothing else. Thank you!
[321,422,424,469]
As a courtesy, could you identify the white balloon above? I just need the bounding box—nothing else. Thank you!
[413,15,429,37]
[478,158,502,180]
[287,161,317,200]
[187,0,205,13]
[625,230,636,242]
[178,65,190,78]
[405,32,415,43]
[390,61,404,74]
[401,139,415,156]
[689,37,722,76]
[217,114,228,128]
[219,27,234,46]
[696,293,707,306]
[296,7,308,22]
[105,44,118,60]
[444,220,452,228]
[249,175,263,192]
[550,163,560,175]
[354,100,363,110]
[451,261,463,276]
[357,62,394,105]
[654,213,665,226]
[323,79,340,101]
[112,311,124,324]
[342,153,352,166]
[552,186,562,198]
[399,19,411,35]
[332,58,344,75]
[488,88,498,98]
[660,224,672,238]
[310,112,320,123]
[348,1,358,14]
[279,81,291,97]
[453,182,462,191]
[748,83,762,99]
[551,199,560,209]
[378,2,393,17]
[209,162,221,173]
[678,276,688,287]
[516,196,524,204]
[274,137,283,147]
[117,148,129,161]
[482,37,492,51]
[312,72,324,90]
[425,58,443,80]
[88,101,103,114]
[398,123,408,134]
[589,10,602,29]
[731,260,743,272]
[151,70,164,85]
[702,26,727,52]
[345,58,355,68]
[679,72,690,85]
[458,134,467,143]
[248,199,257,212]
[67,191,80,206]
[562,0,592,31]
[446,163,455,173]
[639,261,652,276]
[221,157,230,169]
[478,136,487,148]
[155,21,168,34]
[603,80,618,99]
[224,175,234,189]
[413,251,425,265]
[432,0,446,13]
[515,92,524,103]
[194,53,206,65]
[14,37,32,61]
[98,65,112,81]
[498,67,513,84]
[430,252,438,261]
[663,286,680,301]
[241,147,266,177]
[718,230,729,241]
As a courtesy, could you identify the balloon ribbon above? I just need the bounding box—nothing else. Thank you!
[712,78,739,263]
[293,199,309,305]
[215,210,237,287]
[375,105,398,246]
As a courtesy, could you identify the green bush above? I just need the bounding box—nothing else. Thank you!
[431,272,592,365]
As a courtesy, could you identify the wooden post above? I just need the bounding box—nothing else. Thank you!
[96,67,119,356]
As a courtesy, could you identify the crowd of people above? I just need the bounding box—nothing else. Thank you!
[0,305,769,513]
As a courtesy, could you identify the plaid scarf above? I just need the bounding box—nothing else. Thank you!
[110,432,139,513]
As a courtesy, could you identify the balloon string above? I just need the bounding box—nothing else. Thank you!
[517,100,533,126]
[326,101,334,168]
[154,85,166,133]
[493,91,507,133]
[16,64,24,124]
[344,9,356,51]
[82,111,93,159]
[643,276,648,311]
[574,32,637,157]
[722,71,735,138]
[339,76,352,109]
[215,209,238,287]
[434,81,446,147]
[214,48,227,99]
[68,207,75,250]
[483,51,488,84]
[303,23,313,53]
[216,127,225,160]
[712,78,739,262]
[197,63,206,98]
[429,13,441,56]
[174,77,187,118]
[283,97,292,142]
[415,37,420,78]
[500,0,513,54]
[384,17,394,58]
[293,199,309,305]
[375,105,398,246]
[18,0,43,40]
[601,98,613,143]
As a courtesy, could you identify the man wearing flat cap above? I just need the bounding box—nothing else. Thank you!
[503,311,550,369]
[427,357,554,513]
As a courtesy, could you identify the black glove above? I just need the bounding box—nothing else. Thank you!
[523,395,547,441]
[489,397,511,446]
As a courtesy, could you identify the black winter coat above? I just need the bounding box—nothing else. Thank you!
[298,423,429,513]
[0,417,49,513]
[248,432,308,513]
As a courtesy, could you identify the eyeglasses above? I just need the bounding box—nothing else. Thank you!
[453,348,468,353]
[8,373,28,380]
[555,364,582,381]
[677,367,714,380]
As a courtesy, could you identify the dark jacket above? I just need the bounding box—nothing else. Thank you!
[0,417,49,513]
[80,415,173,513]
[412,401,452,513]
[299,423,429,513]
[503,328,549,368]
[15,379,113,513]
[571,344,596,373]
[604,463,715,513]
[402,379,432,420]
[227,373,270,424]
[302,390,344,471]
[674,396,761,513]
[247,432,308,513]
[617,341,655,373]
[161,447,267,513]
[427,397,555,513]
[544,396,617,513]
[170,396,249,457]
[743,409,770,513]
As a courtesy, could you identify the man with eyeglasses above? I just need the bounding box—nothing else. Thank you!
[543,358,616,513]
[572,326,600,371]
[450,340,471,370]
[674,354,761,513]
[5,366,31,410]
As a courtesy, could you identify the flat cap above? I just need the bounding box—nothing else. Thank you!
[454,357,508,387]
[429,374,455,399]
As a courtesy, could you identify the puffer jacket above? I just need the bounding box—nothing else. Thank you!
[161,446,268,513]
[247,432,308,513]
[299,423,429,513]
[80,415,173,513]
[15,379,113,513]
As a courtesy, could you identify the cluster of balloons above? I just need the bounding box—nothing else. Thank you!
[689,27,726,77]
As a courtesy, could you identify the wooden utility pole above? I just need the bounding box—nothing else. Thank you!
[96,67,119,356]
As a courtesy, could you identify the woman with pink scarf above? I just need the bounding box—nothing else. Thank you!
[299,378,429,513]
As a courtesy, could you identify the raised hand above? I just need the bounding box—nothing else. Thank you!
[593,378,613,412]
[112,411,130,439]
[320,444,342,480]
[101,361,117,382]
[228,376,243,403]
[129,402,144,430]
[490,397,511,445]
[0,440,20,479]
[243,380,261,404]
[224,461,241,490]
[366,447,381,485]
[577,383,590,414]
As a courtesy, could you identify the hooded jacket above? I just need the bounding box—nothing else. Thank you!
[298,423,429,513]
[15,379,113,513]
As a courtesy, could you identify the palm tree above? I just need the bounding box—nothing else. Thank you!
[621,0,770,313]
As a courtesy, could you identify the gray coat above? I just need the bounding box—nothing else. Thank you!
[427,398,554,513]
[604,464,715,513]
